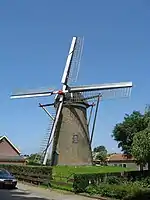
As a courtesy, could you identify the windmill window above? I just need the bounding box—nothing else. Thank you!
[72,134,78,143]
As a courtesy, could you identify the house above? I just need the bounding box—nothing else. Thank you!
[107,153,148,171]
[0,135,26,165]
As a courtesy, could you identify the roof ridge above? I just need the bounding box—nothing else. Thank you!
[0,135,20,154]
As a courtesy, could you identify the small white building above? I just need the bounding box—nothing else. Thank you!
[107,153,148,171]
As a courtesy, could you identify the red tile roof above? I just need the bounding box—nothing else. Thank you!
[107,153,135,162]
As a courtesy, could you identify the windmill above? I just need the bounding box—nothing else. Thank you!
[10,36,132,166]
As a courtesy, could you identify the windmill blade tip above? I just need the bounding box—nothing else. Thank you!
[128,81,133,88]
[10,95,15,99]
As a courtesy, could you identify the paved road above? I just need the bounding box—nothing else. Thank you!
[0,182,99,200]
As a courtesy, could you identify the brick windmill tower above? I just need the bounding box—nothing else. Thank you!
[10,37,132,166]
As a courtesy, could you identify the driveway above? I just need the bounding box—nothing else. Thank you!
[0,182,99,200]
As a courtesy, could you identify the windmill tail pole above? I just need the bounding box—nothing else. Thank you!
[90,95,101,145]
[88,103,95,126]
[39,103,54,121]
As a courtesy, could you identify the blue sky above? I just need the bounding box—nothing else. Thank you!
[0,0,150,154]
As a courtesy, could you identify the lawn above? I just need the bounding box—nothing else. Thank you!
[52,165,133,179]
[51,165,133,191]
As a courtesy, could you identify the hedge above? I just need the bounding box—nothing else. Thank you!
[0,164,53,185]
[123,189,150,200]
[125,170,150,181]
[85,183,145,199]
[73,172,124,193]
[73,170,150,193]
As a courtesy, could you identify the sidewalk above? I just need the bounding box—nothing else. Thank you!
[17,182,100,200]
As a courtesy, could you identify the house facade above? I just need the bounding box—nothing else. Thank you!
[0,135,26,165]
[107,153,148,171]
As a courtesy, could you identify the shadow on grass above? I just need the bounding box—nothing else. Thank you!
[0,188,51,200]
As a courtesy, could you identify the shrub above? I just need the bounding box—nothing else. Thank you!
[0,164,53,180]
[124,170,150,181]
[141,177,150,188]
[105,176,125,185]
[86,183,142,199]
[73,174,89,193]
[73,170,150,193]
[73,172,122,193]
[123,189,150,200]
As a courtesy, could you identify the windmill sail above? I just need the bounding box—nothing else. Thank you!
[69,81,132,103]
[10,88,55,99]
[43,98,64,165]
[67,37,84,85]
[70,82,132,92]
[61,36,84,86]
[61,37,77,85]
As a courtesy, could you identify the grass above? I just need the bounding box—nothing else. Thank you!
[52,165,132,178]
[51,165,133,192]
[23,165,134,192]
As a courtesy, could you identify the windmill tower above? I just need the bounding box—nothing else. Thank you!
[10,36,133,166]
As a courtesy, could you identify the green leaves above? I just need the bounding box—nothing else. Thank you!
[93,145,107,163]
[132,129,150,167]
[0,164,53,179]
[95,151,107,162]
[93,145,107,153]
[112,108,150,168]
[112,111,150,155]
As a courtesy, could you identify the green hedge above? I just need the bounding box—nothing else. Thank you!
[85,183,144,199]
[73,172,124,193]
[73,170,150,193]
[0,164,53,183]
[123,190,150,200]
[125,170,150,181]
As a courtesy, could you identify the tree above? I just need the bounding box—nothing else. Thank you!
[27,153,51,165]
[132,123,150,170]
[93,145,107,153]
[95,151,107,163]
[93,145,107,163]
[28,153,40,161]
[27,153,42,165]
[112,111,147,156]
